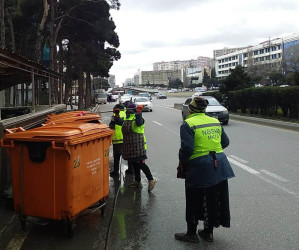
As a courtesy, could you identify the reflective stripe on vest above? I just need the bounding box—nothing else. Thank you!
[185,113,223,160]
[112,110,125,144]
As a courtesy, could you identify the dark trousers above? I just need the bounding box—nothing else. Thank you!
[112,143,122,172]
[185,180,230,234]
[131,161,153,182]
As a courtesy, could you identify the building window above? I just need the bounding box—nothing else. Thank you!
[260,49,264,54]
[266,55,270,60]
[278,44,281,50]
[278,53,281,58]
[272,46,276,51]
[260,57,264,61]
[272,54,277,59]
[265,47,270,53]
[254,51,258,55]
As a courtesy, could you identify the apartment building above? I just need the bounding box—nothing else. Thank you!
[153,56,212,71]
[140,70,183,85]
[215,33,299,78]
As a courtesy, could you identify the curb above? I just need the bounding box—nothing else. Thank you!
[229,114,299,132]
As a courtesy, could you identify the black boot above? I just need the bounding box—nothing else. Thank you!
[174,232,199,243]
[197,229,213,242]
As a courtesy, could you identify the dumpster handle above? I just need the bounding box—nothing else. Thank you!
[0,139,14,148]
[52,141,68,150]
[5,127,26,134]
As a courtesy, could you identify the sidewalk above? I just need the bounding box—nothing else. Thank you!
[0,198,19,249]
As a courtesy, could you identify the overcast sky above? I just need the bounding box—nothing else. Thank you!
[109,0,299,86]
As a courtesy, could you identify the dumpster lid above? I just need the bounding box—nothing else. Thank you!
[3,123,113,142]
[45,111,101,125]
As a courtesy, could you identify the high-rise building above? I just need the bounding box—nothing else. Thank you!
[215,33,299,78]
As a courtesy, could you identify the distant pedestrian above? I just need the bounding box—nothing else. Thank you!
[175,96,235,243]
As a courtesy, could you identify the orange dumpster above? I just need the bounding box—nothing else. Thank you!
[1,123,114,236]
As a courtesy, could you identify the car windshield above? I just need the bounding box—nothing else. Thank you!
[206,97,220,106]
[98,93,106,98]
[185,97,221,106]
[135,97,149,102]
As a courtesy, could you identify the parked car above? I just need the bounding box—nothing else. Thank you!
[97,93,107,104]
[194,87,206,92]
[156,93,167,99]
[134,97,153,112]
[182,96,229,125]
[168,89,178,93]
[138,92,152,100]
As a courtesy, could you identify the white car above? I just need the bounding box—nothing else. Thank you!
[192,92,203,98]
[134,97,153,112]
[120,94,133,104]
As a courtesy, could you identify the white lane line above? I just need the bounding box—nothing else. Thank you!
[257,174,299,198]
[228,157,299,198]
[228,157,260,174]
[260,169,289,182]
[153,121,162,126]
[229,155,248,164]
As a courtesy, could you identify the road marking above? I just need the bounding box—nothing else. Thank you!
[153,121,162,126]
[260,169,289,182]
[7,231,29,250]
[228,157,260,174]
[228,155,248,164]
[257,174,299,198]
[228,157,299,198]
[154,105,177,110]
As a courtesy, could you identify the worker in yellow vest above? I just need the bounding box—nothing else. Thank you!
[114,102,157,192]
[175,96,234,243]
[109,104,126,177]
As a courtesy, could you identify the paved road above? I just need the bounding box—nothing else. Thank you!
[6,97,299,249]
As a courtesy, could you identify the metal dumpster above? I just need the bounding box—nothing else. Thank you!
[1,123,114,236]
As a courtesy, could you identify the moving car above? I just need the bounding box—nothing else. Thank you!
[138,92,152,100]
[134,97,153,112]
[182,96,229,125]
[192,92,203,98]
[97,93,107,104]
[120,93,133,104]
[156,93,167,99]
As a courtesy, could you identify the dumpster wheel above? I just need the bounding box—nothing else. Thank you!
[65,219,75,238]
[19,214,27,230]
[99,201,106,216]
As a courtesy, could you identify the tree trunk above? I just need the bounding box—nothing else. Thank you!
[5,8,15,51]
[78,72,84,109]
[35,0,49,63]
[0,0,5,48]
[86,72,91,108]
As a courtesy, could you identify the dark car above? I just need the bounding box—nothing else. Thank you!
[156,93,167,99]
[182,96,229,125]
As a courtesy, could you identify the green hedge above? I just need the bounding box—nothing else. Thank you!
[227,86,299,119]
